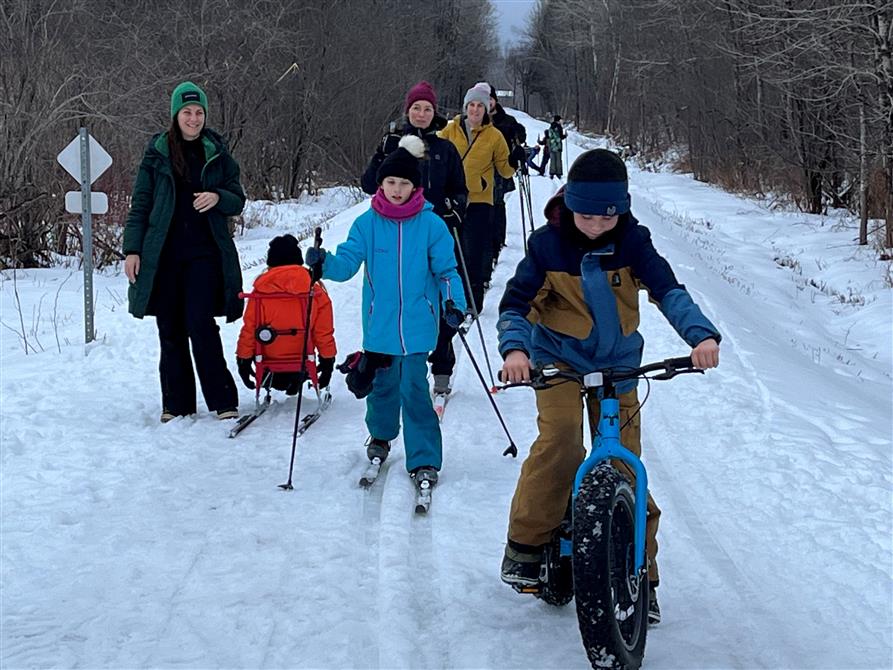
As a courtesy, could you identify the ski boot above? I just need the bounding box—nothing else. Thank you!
[411,466,438,514]
[359,437,390,488]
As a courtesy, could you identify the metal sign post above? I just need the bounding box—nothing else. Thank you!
[57,128,112,347]
[79,128,95,344]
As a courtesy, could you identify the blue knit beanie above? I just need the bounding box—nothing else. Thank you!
[564,149,630,216]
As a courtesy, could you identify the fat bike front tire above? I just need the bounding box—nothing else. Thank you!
[573,464,648,670]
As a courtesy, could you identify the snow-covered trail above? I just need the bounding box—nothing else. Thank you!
[2,115,890,669]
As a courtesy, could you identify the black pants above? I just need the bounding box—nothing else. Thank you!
[428,218,464,377]
[428,318,457,376]
[153,253,238,415]
[460,203,494,314]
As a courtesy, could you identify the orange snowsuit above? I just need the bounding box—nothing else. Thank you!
[236,265,336,361]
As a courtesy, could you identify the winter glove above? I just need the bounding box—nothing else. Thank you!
[316,356,335,388]
[508,143,527,169]
[381,132,401,156]
[443,300,469,330]
[237,357,255,390]
[304,246,326,270]
[336,351,392,399]
[441,209,462,236]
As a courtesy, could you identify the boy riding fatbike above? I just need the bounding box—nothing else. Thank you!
[496,149,721,624]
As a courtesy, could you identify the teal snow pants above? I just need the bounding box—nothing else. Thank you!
[365,352,442,472]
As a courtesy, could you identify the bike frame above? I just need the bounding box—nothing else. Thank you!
[501,357,699,589]
[572,381,649,578]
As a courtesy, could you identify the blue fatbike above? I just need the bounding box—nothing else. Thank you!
[503,357,704,669]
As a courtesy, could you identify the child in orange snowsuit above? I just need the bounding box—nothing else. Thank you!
[236,234,336,393]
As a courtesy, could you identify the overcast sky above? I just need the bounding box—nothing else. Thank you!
[491,0,536,47]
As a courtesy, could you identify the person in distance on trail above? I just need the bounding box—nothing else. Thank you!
[534,132,550,176]
[123,81,244,424]
[544,115,567,179]
[525,143,546,177]
[305,135,467,489]
[235,234,336,395]
[438,82,519,320]
[496,149,721,624]
[360,80,468,398]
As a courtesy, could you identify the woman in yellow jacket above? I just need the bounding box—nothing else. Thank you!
[439,82,520,313]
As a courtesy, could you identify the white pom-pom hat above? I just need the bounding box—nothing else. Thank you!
[376,134,428,186]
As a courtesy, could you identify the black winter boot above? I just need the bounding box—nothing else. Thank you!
[500,544,543,587]
[648,587,661,625]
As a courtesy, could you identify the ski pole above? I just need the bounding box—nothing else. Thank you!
[520,170,531,236]
[517,173,528,255]
[454,322,518,458]
[279,226,323,491]
[563,135,568,176]
[524,171,535,237]
[450,227,497,391]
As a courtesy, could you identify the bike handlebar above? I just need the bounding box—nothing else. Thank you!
[499,356,703,391]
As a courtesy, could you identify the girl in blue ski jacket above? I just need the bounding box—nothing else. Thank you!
[306,136,467,485]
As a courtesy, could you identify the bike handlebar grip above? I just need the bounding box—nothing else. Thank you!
[665,356,694,369]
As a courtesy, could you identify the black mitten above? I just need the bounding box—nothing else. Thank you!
[237,357,255,389]
[316,356,335,388]
[509,143,527,169]
[381,133,401,155]
[337,351,392,399]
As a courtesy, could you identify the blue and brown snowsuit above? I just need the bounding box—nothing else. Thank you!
[497,189,721,582]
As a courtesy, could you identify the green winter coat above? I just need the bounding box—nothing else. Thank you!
[123,128,245,322]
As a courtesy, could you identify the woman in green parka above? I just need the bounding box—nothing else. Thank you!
[123,81,244,423]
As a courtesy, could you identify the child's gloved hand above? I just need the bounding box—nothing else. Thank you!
[336,351,392,399]
[236,357,255,389]
[316,356,335,388]
[443,300,468,330]
[304,247,326,269]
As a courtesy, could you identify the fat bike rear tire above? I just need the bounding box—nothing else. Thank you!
[573,464,648,670]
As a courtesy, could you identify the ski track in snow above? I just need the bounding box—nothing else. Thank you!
[2,118,891,669]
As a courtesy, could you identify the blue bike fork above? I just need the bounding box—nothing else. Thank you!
[572,397,649,576]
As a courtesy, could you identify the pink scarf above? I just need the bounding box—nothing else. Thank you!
[371,187,426,220]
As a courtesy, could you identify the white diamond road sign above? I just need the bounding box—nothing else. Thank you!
[57,134,112,185]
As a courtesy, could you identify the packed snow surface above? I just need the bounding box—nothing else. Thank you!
[2,114,891,669]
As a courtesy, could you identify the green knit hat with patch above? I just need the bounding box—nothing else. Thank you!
[170,81,208,119]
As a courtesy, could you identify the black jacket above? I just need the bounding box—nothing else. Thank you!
[491,103,526,194]
[491,103,526,148]
[361,121,468,221]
